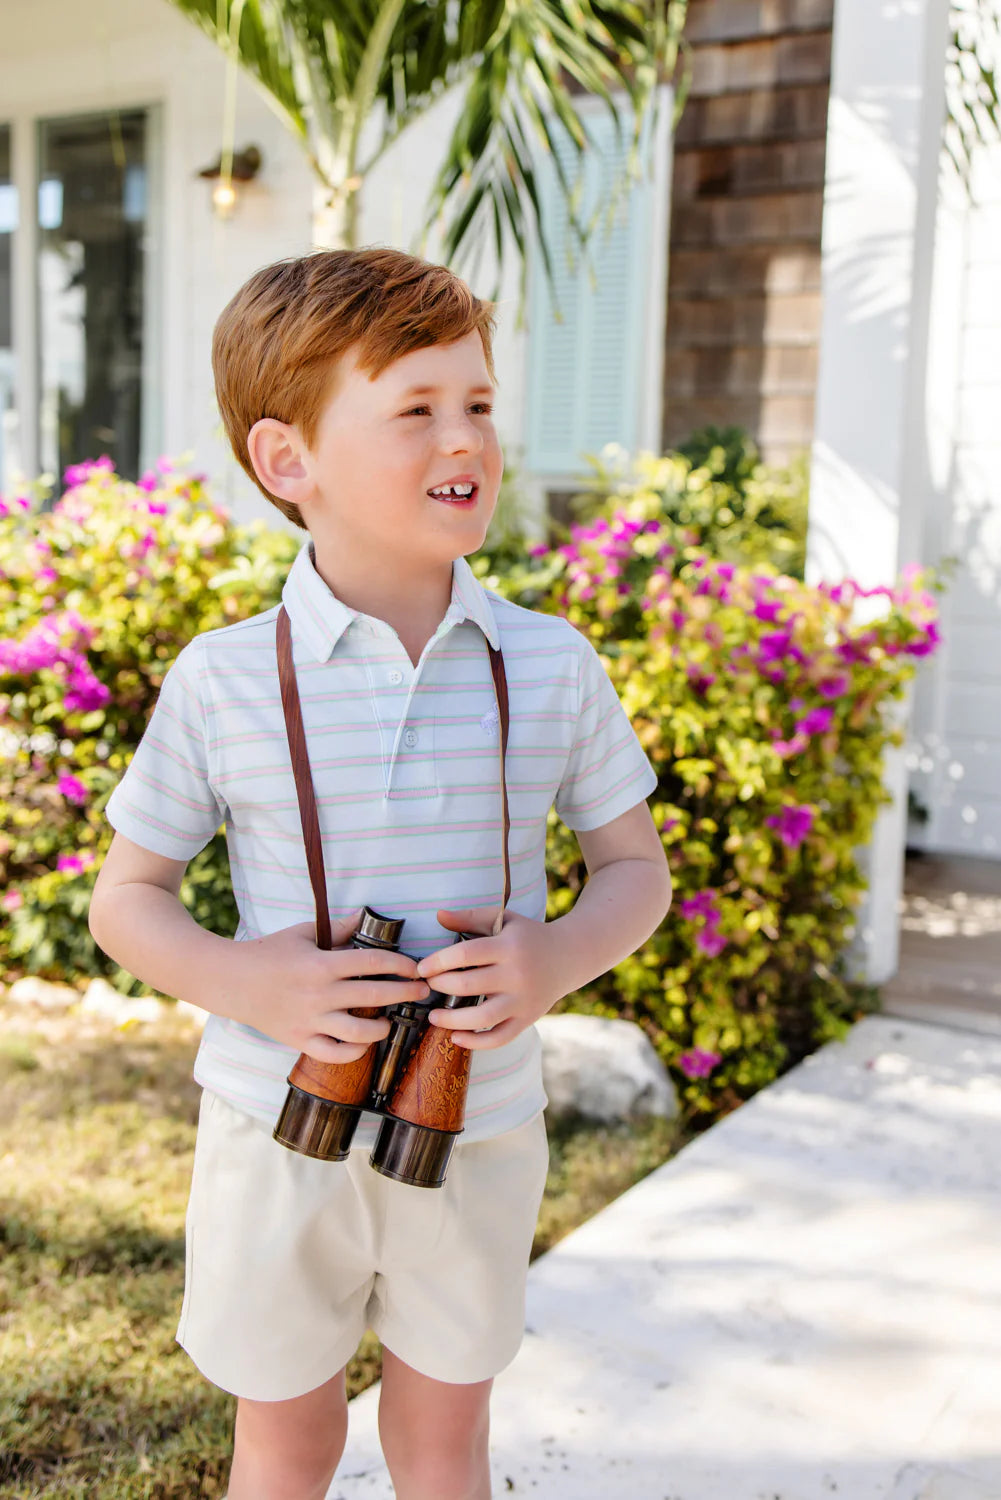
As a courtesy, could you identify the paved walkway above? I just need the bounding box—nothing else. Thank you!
[882,853,1001,1038]
[328,1013,1001,1500]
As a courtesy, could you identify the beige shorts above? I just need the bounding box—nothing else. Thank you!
[176,1090,549,1401]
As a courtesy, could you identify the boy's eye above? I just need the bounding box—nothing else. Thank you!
[400,402,494,417]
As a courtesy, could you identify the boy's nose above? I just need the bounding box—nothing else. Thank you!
[439,414,484,453]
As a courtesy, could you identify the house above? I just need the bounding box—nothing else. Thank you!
[0,0,997,981]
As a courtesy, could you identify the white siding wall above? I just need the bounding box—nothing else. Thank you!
[0,0,528,531]
[910,138,1001,857]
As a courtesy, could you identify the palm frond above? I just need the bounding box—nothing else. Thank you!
[165,0,688,265]
[946,0,1001,191]
[423,0,687,292]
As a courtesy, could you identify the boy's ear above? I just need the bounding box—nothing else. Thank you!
[247,418,313,507]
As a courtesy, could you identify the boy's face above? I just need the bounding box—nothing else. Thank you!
[287,329,502,571]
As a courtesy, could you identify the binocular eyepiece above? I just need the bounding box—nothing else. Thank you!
[273,907,483,1189]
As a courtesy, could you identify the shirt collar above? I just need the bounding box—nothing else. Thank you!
[281,538,500,663]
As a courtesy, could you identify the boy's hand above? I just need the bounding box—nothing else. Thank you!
[416,907,568,1050]
[231,911,429,1063]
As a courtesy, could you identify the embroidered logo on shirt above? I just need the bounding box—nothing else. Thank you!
[480,706,499,738]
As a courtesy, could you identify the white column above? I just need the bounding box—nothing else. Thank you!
[806,0,953,983]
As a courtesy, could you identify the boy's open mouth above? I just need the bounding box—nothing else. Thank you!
[428,481,478,507]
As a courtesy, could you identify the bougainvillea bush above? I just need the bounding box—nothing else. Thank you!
[2,453,940,1122]
[473,481,942,1119]
[0,459,298,983]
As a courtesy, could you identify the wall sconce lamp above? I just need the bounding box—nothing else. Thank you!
[197,145,263,219]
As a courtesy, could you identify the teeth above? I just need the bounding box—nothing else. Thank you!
[430,483,475,498]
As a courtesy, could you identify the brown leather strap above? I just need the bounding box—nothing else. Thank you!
[276,605,511,951]
[486,642,511,934]
[277,607,332,950]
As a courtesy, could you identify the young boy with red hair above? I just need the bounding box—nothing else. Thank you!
[89,247,670,1500]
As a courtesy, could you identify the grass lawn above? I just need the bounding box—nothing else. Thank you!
[0,1002,691,1498]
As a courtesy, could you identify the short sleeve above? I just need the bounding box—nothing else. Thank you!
[104,636,227,860]
[554,634,658,833]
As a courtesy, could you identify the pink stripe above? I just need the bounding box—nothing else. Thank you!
[465,1078,535,1121]
[565,761,649,814]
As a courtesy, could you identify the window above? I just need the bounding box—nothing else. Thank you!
[0,126,14,489]
[37,110,150,483]
[524,96,670,479]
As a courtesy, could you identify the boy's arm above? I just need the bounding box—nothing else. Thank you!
[89,831,426,1049]
[88,831,256,1014]
[419,800,671,1049]
[547,798,672,994]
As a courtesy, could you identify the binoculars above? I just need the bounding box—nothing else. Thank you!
[273,906,483,1189]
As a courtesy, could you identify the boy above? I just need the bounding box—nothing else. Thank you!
[89,246,671,1500]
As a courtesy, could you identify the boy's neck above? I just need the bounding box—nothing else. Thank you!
[309,537,455,669]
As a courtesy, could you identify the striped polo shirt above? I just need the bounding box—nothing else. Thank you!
[105,536,658,1144]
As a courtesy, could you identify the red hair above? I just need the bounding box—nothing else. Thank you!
[212,247,497,529]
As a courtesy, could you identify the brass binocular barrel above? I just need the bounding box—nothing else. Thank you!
[273,907,482,1188]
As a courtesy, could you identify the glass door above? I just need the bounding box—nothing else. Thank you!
[37,109,149,482]
[0,126,14,490]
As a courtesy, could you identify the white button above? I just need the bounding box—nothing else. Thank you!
[403,728,418,748]
[388,669,404,684]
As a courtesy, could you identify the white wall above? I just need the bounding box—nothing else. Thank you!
[0,0,530,531]
[908,133,1001,858]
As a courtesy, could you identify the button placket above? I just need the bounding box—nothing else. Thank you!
[387,656,438,799]
[362,646,412,796]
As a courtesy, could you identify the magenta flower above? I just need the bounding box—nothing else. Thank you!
[904,621,942,657]
[680,889,719,921]
[527,543,548,558]
[758,630,793,664]
[57,854,84,874]
[766,802,815,849]
[695,927,728,957]
[57,774,88,806]
[817,673,850,700]
[687,664,716,693]
[64,455,115,487]
[797,706,834,735]
[677,1047,722,1080]
[2,889,24,912]
[772,731,809,758]
[753,598,785,623]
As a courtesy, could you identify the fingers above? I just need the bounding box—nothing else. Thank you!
[330,947,421,980]
[317,1011,392,1045]
[340,978,430,1009]
[428,995,509,1032]
[434,905,500,936]
[300,1034,371,1065]
[448,1017,522,1051]
[417,942,497,984]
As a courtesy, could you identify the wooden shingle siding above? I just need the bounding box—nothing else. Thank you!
[663,0,834,462]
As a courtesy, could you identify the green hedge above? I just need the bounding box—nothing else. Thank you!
[473,466,940,1116]
[1,450,940,1120]
[0,459,296,982]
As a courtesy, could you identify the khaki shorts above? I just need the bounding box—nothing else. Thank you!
[176,1090,549,1400]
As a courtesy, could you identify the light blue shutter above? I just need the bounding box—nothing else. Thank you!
[525,109,654,476]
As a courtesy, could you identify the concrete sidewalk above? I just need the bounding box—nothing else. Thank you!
[328,1014,1001,1500]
